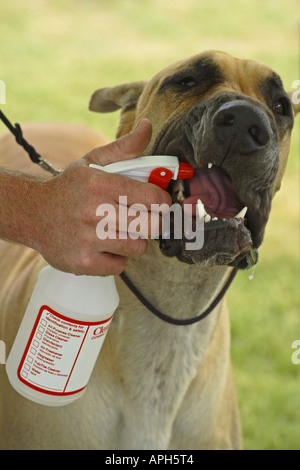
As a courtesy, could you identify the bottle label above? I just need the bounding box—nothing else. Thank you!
[17,305,113,396]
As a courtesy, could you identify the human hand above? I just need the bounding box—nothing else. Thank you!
[31,119,172,275]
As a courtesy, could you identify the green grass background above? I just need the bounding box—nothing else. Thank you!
[0,0,299,450]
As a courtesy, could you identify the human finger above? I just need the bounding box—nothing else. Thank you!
[83,118,152,167]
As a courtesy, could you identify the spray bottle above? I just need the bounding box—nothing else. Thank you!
[6,156,193,406]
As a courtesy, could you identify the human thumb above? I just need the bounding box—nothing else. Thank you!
[83,118,153,167]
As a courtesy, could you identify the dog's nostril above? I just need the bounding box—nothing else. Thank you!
[216,112,235,126]
[248,124,270,147]
[249,126,260,144]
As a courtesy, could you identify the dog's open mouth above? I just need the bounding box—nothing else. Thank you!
[177,165,246,221]
[159,162,257,270]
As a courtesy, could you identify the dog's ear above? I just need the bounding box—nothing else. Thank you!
[288,87,300,116]
[89,81,147,137]
[89,81,147,113]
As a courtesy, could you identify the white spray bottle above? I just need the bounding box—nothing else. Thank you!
[6,156,193,406]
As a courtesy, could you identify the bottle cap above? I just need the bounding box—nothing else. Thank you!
[177,161,194,180]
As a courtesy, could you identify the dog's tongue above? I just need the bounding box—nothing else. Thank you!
[182,168,243,218]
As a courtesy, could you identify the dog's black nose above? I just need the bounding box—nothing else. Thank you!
[213,101,271,154]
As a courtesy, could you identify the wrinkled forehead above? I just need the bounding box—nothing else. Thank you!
[146,50,283,97]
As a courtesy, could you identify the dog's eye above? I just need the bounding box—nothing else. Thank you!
[272,100,285,116]
[178,77,197,88]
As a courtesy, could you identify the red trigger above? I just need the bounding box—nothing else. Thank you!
[148,168,173,190]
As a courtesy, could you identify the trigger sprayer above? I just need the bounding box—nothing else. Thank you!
[6,156,193,406]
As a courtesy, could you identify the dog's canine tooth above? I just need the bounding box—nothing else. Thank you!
[234,206,248,219]
[197,199,212,222]
[208,162,213,169]
[212,217,218,221]
[197,199,206,219]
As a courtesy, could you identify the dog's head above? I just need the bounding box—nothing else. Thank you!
[90,51,296,269]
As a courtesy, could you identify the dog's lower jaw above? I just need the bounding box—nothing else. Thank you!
[159,215,255,269]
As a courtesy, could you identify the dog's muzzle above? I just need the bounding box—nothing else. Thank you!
[153,95,279,269]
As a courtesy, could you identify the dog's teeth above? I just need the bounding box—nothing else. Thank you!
[212,217,218,221]
[234,206,248,219]
[197,199,212,222]
[197,199,205,219]
[208,162,213,169]
[177,190,185,202]
[173,180,185,192]
[197,199,206,219]
[173,181,185,202]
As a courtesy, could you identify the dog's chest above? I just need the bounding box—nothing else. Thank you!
[81,308,222,449]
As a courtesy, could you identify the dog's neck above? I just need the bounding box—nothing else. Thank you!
[118,240,231,322]
[111,240,233,448]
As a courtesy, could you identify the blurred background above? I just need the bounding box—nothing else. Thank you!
[0,0,299,450]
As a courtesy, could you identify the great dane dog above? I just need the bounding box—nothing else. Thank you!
[0,51,297,449]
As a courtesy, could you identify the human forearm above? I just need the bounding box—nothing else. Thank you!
[0,168,45,249]
[0,120,172,276]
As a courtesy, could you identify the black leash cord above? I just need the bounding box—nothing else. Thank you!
[120,268,237,326]
[0,109,61,176]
